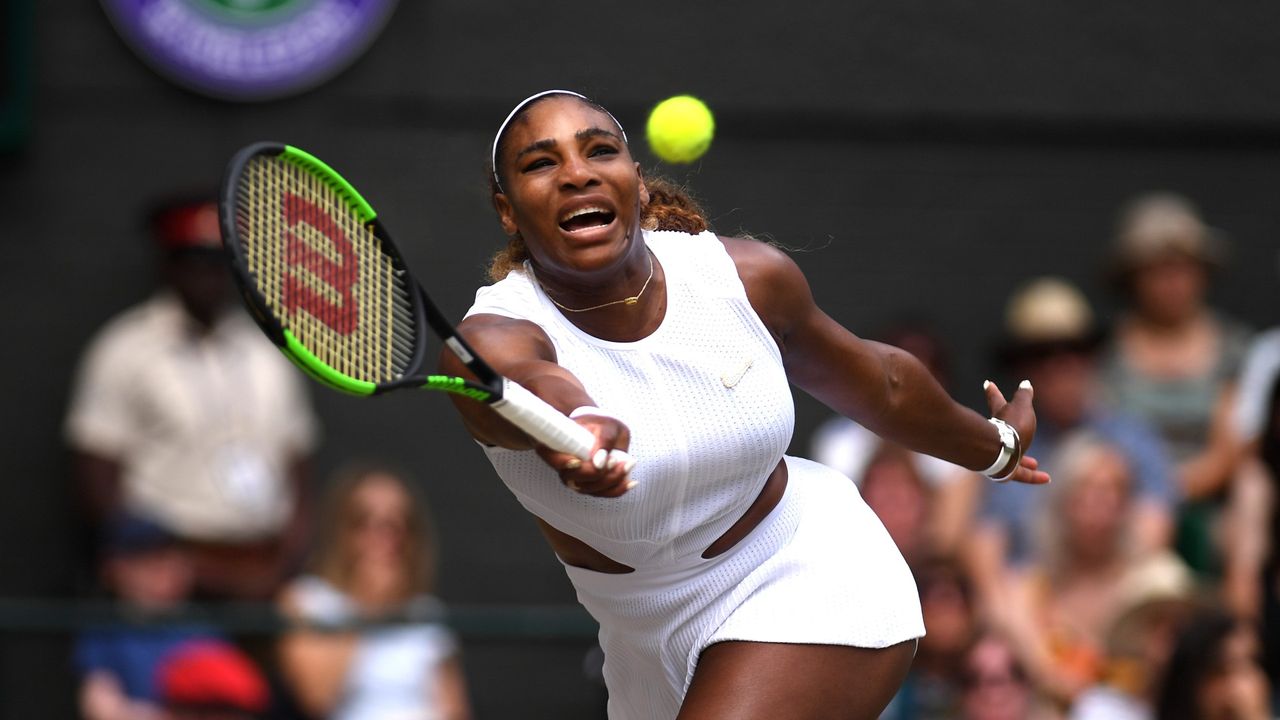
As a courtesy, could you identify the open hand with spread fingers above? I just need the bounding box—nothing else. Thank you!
[983,379,1051,485]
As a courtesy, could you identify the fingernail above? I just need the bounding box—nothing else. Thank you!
[564,458,582,471]
[567,480,580,491]
[607,449,634,471]
[1019,379,1032,390]
[623,457,637,473]
[606,449,625,468]
[593,449,608,470]
[983,380,992,391]
[624,480,638,490]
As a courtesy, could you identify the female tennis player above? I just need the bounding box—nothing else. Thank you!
[441,90,1049,720]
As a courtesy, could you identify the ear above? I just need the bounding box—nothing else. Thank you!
[635,162,649,207]
[492,192,519,236]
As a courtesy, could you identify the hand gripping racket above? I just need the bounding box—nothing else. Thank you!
[219,141,596,460]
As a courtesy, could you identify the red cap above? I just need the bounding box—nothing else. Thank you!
[152,201,222,251]
[157,640,269,712]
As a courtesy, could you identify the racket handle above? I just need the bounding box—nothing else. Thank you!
[490,379,598,460]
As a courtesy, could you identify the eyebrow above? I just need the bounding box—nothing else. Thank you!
[513,126,623,162]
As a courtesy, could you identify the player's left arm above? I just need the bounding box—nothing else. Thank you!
[722,235,1047,484]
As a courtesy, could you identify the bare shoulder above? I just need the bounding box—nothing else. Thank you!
[717,235,816,341]
[718,234,805,285]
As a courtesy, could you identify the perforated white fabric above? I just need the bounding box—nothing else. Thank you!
[465,230,793,568]
[465,231,924,718]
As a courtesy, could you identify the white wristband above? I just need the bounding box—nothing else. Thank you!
[569,406,627,426]
[981,418,1021,482]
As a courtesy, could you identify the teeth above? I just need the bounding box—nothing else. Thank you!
[561,206,608,222]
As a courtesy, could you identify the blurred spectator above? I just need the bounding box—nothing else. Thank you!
[1223,375,1280,696]
[1155,607,1271,720]
[1100,192,1251,574]
[75,514,221,720]
[858,442,936,568]
[966,278,1176,613]
[1068,553,1197,720]
[959,628,1048,720]
[277,465,470,720]
[884,558,979,720]
[810,323,969,554]
[1002,433,1188,709]
[157,640,270,720]
[64,196,320,599]
[1235,328,1280,453]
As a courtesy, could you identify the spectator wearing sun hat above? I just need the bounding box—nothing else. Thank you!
[966,278,1177,624]
[1099,192,1252,576]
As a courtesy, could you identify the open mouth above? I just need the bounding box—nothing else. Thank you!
[559,206,616,233]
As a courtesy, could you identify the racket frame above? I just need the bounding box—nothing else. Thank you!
[219,142,496,401]
[220,142,598,459]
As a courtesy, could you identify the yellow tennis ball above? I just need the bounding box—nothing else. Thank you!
[646,95,715,164]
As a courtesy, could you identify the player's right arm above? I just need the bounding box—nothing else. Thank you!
[440,314,593,449]
[439,314,632,497]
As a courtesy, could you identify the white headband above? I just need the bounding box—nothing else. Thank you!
[490,89,628,191]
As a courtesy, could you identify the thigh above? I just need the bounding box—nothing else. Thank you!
[677,639,916,720]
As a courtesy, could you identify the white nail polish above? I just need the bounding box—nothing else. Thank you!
[983,380,992,391]
[607,449,634,470]
[593,448,608,470]
[1019,379,1032,390]
[624,480,638,490]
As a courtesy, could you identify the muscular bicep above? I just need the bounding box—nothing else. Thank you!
[724,236,994,470]
[722,236,894,426]
[439,314,594,450]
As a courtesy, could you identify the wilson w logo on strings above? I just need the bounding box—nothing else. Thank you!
[280,192,358,335]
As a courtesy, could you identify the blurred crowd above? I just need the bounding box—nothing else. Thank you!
[63,198,471,720]
[57,189,1279,720]
[812,192,1280,719]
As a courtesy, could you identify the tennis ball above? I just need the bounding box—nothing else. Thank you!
[645,95,715,164]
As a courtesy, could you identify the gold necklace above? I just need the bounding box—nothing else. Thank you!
[538,250,656,313]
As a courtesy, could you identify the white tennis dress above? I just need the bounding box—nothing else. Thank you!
[465,230,923,719]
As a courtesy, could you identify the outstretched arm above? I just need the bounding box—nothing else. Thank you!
[438,313,633,497]
[724,236,1047,483]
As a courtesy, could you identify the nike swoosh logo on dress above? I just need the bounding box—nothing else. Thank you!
[721,357,754,388]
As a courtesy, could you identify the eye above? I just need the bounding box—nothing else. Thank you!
[589,144,619,158]
[522,157,554,173]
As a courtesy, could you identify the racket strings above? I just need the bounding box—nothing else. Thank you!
[234,156,418,384]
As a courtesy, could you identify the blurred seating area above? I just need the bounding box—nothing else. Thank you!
[813,191,1280,719]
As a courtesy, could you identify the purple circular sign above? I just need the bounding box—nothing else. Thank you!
[101,0,399,101]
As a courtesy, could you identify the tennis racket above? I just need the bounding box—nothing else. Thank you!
[219,141,596,460]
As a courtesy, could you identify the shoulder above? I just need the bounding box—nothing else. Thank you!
[1212,312,1253,371]
[73,297,174,379]
[717,234,816,341]
[718,234,803,281]
[278,575,351,621]
[466,267,540,321]
[85,297,167,350]
[458,267,557,355]
[1241,328,1280,383]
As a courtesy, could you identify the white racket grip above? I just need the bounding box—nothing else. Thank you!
[490,378,597,460]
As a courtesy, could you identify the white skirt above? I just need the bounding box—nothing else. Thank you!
[562,455,925,720]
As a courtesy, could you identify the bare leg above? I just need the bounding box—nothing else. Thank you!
[677,639,916,720]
